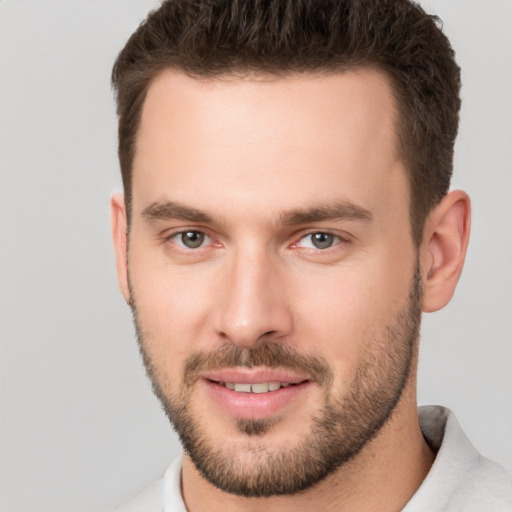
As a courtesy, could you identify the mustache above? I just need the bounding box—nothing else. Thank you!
[183,341,333,388]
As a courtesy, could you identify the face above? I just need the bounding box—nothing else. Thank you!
[122,69,421,496]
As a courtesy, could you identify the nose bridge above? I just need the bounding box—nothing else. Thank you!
[216,243,291,346]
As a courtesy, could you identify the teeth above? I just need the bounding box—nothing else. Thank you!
[234,383,252,393]
[224,382,293,393]
[251,383,269,393]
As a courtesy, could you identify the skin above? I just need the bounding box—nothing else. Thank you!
[111,69,470,511]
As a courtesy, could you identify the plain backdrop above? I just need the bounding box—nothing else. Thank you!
[1,1,511,511]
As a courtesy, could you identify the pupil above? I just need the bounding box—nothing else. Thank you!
[312,233,334,249]
[182,231,204,248]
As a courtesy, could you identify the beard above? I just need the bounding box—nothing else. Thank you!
[129,264,422,497]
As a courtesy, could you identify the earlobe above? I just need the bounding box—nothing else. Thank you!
[420,190,471,313]
[110,193,131,303]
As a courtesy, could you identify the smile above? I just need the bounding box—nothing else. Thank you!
[202,370,312,419]
[214,381,295,393]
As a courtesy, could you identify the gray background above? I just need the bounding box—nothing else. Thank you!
[1,1,511,510]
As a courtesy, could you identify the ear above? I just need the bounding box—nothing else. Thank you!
[110,193,131,303]
[420,190,471,313]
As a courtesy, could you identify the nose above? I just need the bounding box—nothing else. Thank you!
[214,247,293,348]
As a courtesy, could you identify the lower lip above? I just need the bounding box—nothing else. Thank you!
[202,379,312,420]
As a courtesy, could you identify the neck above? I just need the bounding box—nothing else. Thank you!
[181,386,434,512]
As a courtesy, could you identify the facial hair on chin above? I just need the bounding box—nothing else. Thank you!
[129,264,423,497]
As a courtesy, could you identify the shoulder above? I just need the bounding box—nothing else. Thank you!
[457,456,512,509]
[116,477,164,512]
[115,456,184,512]
[406,406,512,511]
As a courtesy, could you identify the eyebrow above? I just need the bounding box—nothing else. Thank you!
[142,201,215,224]
[279,201,373,225]
[141,199,373,226]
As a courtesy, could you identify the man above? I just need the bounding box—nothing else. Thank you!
[110,0,512,510]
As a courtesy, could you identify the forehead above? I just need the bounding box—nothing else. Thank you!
[132,69,406,222]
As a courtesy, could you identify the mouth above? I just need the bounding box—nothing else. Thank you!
[207,380,301,393]
[201,369,312,420]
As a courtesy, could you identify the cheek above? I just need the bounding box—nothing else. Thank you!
[128,254,216,370]
[291,253,414,376]
[293,276,376,377]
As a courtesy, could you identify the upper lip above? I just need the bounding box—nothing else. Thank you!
[202,368,310,385]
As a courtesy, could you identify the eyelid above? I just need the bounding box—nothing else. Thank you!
[291,229,351,247]
[162,225,209,239]
[160,226,351,254]
[164,228,216,250]
[300,233,339,249]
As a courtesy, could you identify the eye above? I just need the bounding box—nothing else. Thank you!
[298,232,341,250]
[171,230,210,249]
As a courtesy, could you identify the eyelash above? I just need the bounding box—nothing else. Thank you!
[164,229,348,253]
[166,230,215,250]
[294,232,345,251]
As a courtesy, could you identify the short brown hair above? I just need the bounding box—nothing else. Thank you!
[112,0,461,246]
